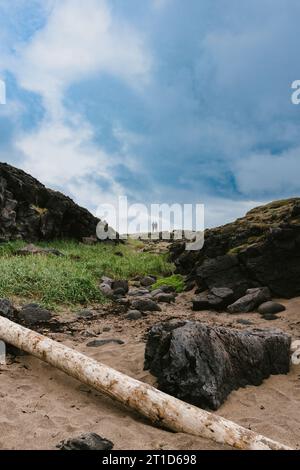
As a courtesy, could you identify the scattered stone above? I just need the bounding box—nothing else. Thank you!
[99,283,114,298]
[150,289,163,297]
[101,276,113,286]
[258,302,286,315]
[113,287,127,297]
[159,284,176,293]
[125,310,143,320]
[152,293,175,304]
[112,280,129,294]
[140,276,156,287]
[16,244,64,257]
[77,309,96,320]
[236,319,253,326]
[57,433,114,451]
[19,304,53,326]
[261,314,279,321]
[115,298,130,306]
[145,320,291,410]
[128,289,150,297]
[81,330,97,338]
[0,298,16,320]
[86,339,125,347]
[192,287,234,311]
[227,287,271,313]
[211,287,234,303]
[131,298,161,312]
[103,327,111,332]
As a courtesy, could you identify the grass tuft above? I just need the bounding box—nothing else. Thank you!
[151,274,185,293]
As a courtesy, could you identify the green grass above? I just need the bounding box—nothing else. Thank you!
[151,274,185,293]
[0,240,173,309]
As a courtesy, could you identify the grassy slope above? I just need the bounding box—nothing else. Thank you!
[0,240,173,309]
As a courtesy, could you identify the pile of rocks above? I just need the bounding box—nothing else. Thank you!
[192,286,286,320]
[100,275,177,319]
[100,277,129,300]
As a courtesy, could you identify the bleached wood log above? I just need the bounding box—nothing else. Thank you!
[0,316,292,450]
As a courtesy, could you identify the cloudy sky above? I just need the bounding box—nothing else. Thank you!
[0,0,300,228]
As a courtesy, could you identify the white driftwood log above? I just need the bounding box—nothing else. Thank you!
[0,316,292,450]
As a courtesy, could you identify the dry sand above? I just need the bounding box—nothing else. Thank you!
[1,293,300,450]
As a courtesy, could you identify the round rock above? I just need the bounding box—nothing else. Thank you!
[140,276,156,287]
[125,310,143,320]
[258,301,286,315]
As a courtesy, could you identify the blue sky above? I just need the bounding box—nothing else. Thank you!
[1,0,300,228]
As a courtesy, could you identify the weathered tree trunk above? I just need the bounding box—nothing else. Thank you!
[0,316,292,450]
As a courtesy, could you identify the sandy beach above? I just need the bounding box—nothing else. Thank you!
[1,292,299,450]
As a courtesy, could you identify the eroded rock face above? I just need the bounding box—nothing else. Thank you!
[144,320,291,410]
[170,198,300,298]
[0,163,99,241]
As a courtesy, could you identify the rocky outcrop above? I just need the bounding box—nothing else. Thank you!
[144,320,291,410]
[0,162,99,241]
[170,198,300,298]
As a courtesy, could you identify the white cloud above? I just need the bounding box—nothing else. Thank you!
[234,148,300,196]
[9,0,152,209]
[14,0,151,116]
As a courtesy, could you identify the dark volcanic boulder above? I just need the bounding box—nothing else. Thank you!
[227,287,271,313]
[170,198,300,298]
[0,162,100,241]
[19,303,53,326]
[144,321,291,410]
[131,298,161,312]
[193,287,234,311]
[0,298,17,321]
[195,255,251,299]
[258,301,286,315]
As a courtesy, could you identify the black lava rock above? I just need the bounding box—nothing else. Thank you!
[170,199,300,298]
[19,304,53,326]
[144,320,291,410]
[258,302,286,315]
